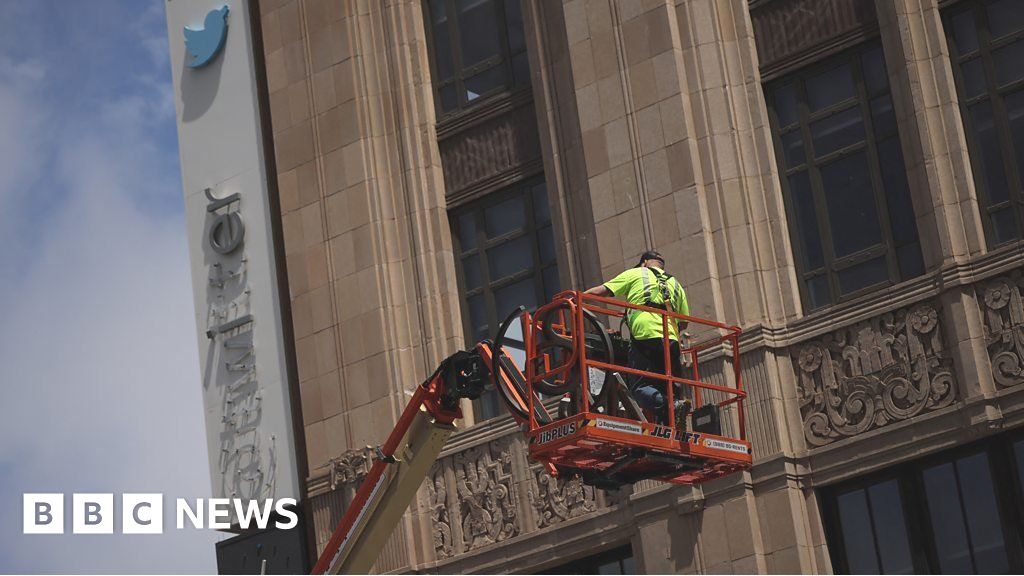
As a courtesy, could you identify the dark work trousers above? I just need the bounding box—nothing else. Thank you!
[627,338,684,422]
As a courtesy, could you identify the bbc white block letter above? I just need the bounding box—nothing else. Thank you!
[122,494,163,534]
[24,494,63,534]
[73,493,113,534]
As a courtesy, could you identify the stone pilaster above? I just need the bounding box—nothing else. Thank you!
[261,0,462,569]
[876,0,998,406]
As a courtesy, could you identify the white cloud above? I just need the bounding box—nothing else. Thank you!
[0,4,222,573]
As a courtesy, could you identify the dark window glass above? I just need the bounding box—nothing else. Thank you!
[450,179,557,421]
[806,63,856,111]
[767,44,923,312]
[832,479,914,574]
[495,277,536,317]
[781,131,805,167]
[542,265,560,301]
[538,225,556,262]
[821,152,883,258]
[488,235,532,279]
[836,489,881,574]
[1015,439,1024,499]
[1005,90,1024,173]
[774,83,799,127]
[968,100,1010,203]
[457,212,477,251]
[923,453,1010,573]
[868,481,914,574]
[870,95,897,137]
[992,39,1024,87]
[951,9,980,54]
[823,432,1024,574]
[485,195,527,237]
[955,453,1009,573]
[425,0,529,115]
[790,172,824,269]
[961,58,987,98]
[945,0,1024,246]
[836,256,889,294]
[992,206,1019,243]
[457,0,502,67]
[810,107,865,156]
[540,546,635,575]
[862,47,889,95]
[987,0,1024,40]
[532,182,551,223]
[430,0,455,81]
[922,463,975,573]
[467,293,488,341]
[504,0,525,53]
[439,85,458,112]
[462,255,483,290]
[464,65,506,101]
[806,275,831,309]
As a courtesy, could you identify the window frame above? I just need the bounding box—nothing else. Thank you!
[449,178,558,421]
[944,0,1024,247]
[423,0,529,118]
[821,428,1024,574]
[766,42,922,312]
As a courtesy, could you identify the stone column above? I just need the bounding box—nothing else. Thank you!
[261,0,462,569]
[876,0,999,408]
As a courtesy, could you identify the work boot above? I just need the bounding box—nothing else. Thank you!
[673,399,692,430]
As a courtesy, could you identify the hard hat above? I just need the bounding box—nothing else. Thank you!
[637,250,665,267]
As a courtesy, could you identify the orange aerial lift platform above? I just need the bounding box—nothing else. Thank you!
[313,291,751,574]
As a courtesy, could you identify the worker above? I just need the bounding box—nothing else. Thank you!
[584,250,692,427]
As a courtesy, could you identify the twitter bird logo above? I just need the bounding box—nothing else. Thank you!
[184,6,229,68]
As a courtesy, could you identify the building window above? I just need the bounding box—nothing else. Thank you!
[830,478,915,574]
[822,431,1024,574]
[425,0,529,116]
[451,180,559,420]
[539,545,636,574]
[766,44,924,312]
[945,0,1024,246]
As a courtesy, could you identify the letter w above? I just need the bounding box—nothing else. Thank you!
[234,499,273,530]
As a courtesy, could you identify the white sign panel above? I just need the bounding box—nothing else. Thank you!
[165,1,301,508]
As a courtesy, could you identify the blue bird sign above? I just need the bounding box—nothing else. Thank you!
[184,5,229,69]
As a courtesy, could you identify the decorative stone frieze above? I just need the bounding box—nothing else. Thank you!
[981,272,1024,388]
[793,303,957,446]
[528,466,597,528]
[453,439,520,551]
[427,462,454,559]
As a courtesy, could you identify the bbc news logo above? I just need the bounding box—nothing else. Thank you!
[23,494,298,534]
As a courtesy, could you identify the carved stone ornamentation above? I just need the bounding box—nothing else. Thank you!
[793,303,957,446]
[528,467,597,528]
[328,448,371,491]
[980,274,1024,388]
[426,462,453,559]
[453,440,519,550]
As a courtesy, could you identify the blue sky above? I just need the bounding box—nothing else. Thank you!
[0,1,219,572]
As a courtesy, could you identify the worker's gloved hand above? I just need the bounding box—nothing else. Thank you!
[680,332,693,369]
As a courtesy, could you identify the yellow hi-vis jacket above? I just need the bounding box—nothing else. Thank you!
[602,266,689,341]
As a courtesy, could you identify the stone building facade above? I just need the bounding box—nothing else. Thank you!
[250,0,1024,572]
